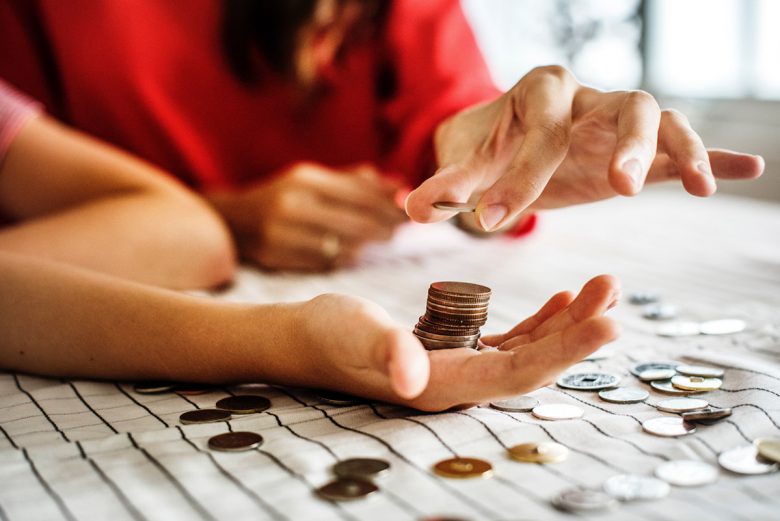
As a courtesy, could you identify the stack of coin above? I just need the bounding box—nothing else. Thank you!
[414,281,491,350]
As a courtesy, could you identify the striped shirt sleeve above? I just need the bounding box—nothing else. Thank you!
[0,79,43,163]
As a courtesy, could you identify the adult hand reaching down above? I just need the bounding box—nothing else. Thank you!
[209,162,407,271]
[405,65,765,231]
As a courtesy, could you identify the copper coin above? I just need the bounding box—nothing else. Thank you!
[207,431,263,452]
[215,395,271,414]
[433,457,493,479]
[681,407,732,422]
[316,390,363,406]
[429,281,491,298]
[316,478,378,501]
[175,384,215,396]
[333,458,391,479]
[179,408,231,424]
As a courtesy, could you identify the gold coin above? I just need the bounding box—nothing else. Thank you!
[671,375,722,391]
[508,442,569,463]
[755,438,780,464]
[432,457,493,479]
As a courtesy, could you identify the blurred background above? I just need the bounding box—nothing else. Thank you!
[463,0,780,202]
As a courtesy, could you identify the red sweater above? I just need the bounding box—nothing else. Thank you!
[0,0,500,191]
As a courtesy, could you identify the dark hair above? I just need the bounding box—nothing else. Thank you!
[221,0,391,85]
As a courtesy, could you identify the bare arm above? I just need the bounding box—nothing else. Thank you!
[0,115,236,289]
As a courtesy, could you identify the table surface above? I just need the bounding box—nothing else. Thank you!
[2,190,779,521]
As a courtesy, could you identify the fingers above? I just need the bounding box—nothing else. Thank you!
[375,328,430,399]
[480,290,573,347]
[607,90,661,196]
[647,149,765,184]
[654,110,715,196]
[404,164,482,223]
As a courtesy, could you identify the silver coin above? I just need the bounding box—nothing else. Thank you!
[718,445,779,475]
[316,390,363,406]
[657,321,701,337]
[681,407,732,423]
[490,395,539,412]
[333,458,391,479]
[656,398,709,413]
[642,417,696,437]
[642,304,678,321]
[316,478,378,501]
[675,364,725,378]
[602,474,671,501]
[598,387,649,404]
[552,488,618,512]
[699,319,747,336]
[630,362,678,377]
[629,291,661,305]
[532,403,584,420]
[671,375,722,391]
[654,460,719,487]
[650,380,704,395]
[207,431,263,452]
[215,395,271,414]
[755,437,780,464]
[637,368,677,382]
[179,409,231,424]
[432,201,476,213]
[557,372,620,391]
[133,381,176,394]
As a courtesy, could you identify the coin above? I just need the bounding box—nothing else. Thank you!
[630,362,677,377]
[718,446,778,475]
[656,397,709,413]
[642,304,677,321]
[671,375,722,391]
[333,458,391,480]
[174,384,215,396]
[556,372,620,391]
[629,291,660,305]
[432,201,476,213]
[650,380,704,395]
[490,395,539,412]
[432,457,493,479]
[316,390,363,406]
[207,431,264,452]
[429,281,491,298]
[215,395,271,414]
[637,368,677,382]
[642,417,696,437]
[508,442,569,463]
[681,407,732,423]
[602,474,671,501]
[654,460,718,487]
[657,321,701,337]
[552,488,618,512]
[675,364,724,378]
[133,382,176,394]
[413,328,480,342]
[316,478,378,501]
[598,387,649,404]
[699,318,747,336]
[755,438,780,464]
[532,404,584,420]
[416,281,491,351]
[179,409,231,425]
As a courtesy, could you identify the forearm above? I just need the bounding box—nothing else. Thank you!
[0,252,298,383]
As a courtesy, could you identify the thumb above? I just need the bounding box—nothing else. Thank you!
[374,328,430,399]
[404,164,482,223]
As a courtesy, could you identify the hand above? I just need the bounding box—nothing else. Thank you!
[294,274,620,411]
[405,66,765,231]
[210,162,407,271]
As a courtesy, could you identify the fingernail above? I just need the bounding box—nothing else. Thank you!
[478,204,508,231]
[696,161,711,176]
[622,159,643,191]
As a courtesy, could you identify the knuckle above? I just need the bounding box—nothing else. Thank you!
[661,108,690,126]
[534,119,571,150]
[625,89,658,106]
[534,64,572,81]
[273,190,298,215]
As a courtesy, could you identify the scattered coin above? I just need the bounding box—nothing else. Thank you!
[207,431,264,452]
[316,390,364,406]
[316,478,378,501]
[433,457,493,479]
[552,488,618,512]
[532,404,584,421]
[656,321,701,337]
[490,395,539,412]
[598,387,649,404]
[508,442,569,463]
[650,380,704,395]
[718,446,778,475]
[656,398,709,413]
[675,364,724,378]
[215,395,271,414]
[333,458,391,480]
[681,407,732,423]
[654,460,719,487]
[642,304,677,321]
[174,384,215,396]
[602,474,671,501]
[432,201,476,213]
[179,409,231,425]
[699,319,747,336]
[755,437,780,464]
[629,291,661,305]
[637,368,677,382]
[642,417,696,437]
[671,375,722,391]
[630,362,678,377]
[133,382,176,394]
[556,372,620,391]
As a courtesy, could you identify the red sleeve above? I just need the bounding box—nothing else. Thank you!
[380,0,501,186]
